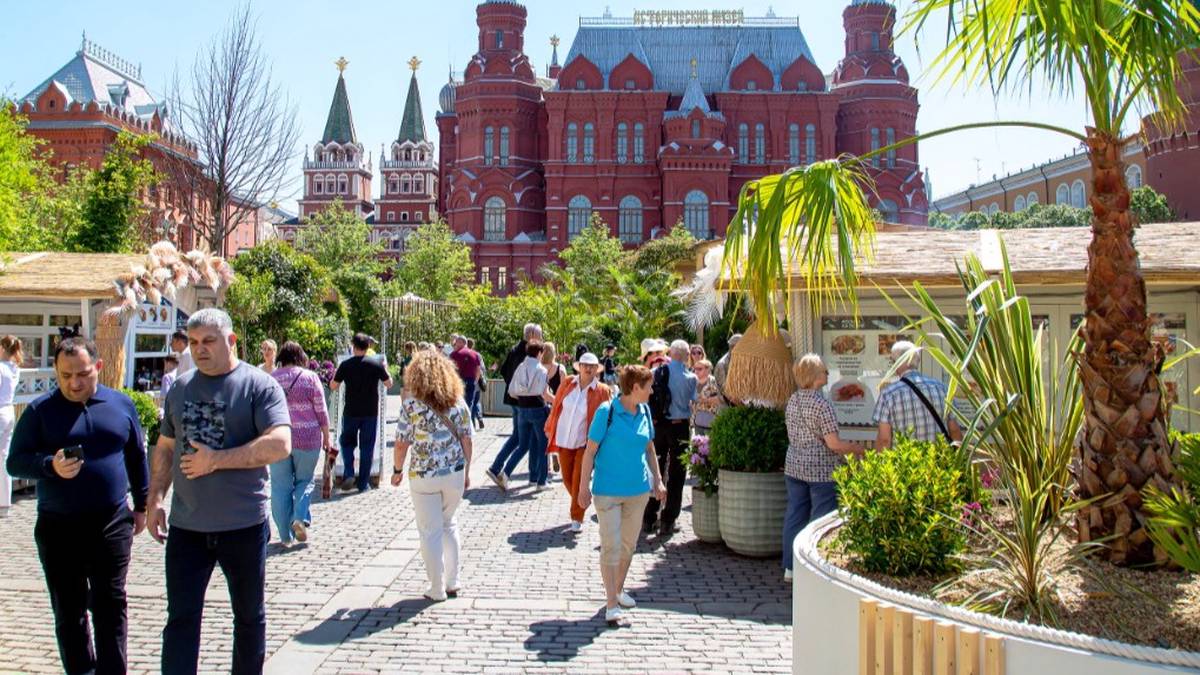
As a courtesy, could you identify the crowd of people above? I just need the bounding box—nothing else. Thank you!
[0,302,964,672]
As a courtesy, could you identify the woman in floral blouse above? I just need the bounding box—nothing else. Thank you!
[782,354,863,581]
[392,350,474,601]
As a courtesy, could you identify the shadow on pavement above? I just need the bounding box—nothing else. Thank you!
[463,485,538,506]
[292,598,438,646]
[524,613,613,662]
[507,524,580,553]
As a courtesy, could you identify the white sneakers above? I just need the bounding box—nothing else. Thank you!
[423,587,448,602]
[618,591,636,609]
[605,606,623,624]
[570,521,582,534]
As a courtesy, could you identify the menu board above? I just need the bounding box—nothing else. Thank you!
[821,316,913,426]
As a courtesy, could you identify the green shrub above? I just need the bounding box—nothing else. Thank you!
[121,388,160,447]
[1145,431,1200,572]
[834,437,967,576]
[707,405,787,473]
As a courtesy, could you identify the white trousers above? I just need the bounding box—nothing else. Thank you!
[409,470,465,592]
[0,406,13,509]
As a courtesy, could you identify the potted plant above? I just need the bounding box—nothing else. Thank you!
[682,434,721,543]
[708,405,788,557]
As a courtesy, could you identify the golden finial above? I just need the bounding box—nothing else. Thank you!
[408,56,421,72]
[690,57,698,79]
[335,56,349,73]
[550,35,560,48]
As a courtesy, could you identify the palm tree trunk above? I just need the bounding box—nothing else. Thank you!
[1074,128,1177,566]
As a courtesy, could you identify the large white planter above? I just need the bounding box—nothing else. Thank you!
[691,486,722,543]
[718,469,786,557]
[792,513,1200,674]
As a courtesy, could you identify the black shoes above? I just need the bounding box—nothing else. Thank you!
[658,521,680,538]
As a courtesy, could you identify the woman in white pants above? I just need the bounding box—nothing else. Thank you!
[391,350,474,601]
[0,336,22,518]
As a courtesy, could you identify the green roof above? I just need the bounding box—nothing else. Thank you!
[321,74,357,144]
[397,72,426,143]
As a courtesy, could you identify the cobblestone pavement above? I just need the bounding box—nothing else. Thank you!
[0,401,793,674]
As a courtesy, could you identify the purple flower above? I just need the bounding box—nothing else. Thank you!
[690,453,701,466]
[981,466,1000,489]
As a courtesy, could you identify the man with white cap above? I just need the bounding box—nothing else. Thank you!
[543,352,612,532]
[639,338,668,369]
[872,341,963,448]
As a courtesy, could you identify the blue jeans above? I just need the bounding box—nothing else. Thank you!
[340,416,378,491]
[470,383,483,423]
[782,476,838,571]
[462,378,477,423]
[163,521,268,675]
[508,405,549,485]
[489,406,524,476]
[269,449,320,542]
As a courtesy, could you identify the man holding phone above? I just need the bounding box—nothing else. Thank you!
[6,337,149,675]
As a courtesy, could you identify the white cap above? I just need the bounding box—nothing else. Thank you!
[640,338,667,356]
[577,352,600,366]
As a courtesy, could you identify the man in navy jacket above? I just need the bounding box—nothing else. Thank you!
[7,337,148,675]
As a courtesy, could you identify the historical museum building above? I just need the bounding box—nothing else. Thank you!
[437,0,929,294]
[279,58,438,260]
[17,36,265,256]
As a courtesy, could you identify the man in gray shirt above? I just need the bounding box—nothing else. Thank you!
[147,308,291,675]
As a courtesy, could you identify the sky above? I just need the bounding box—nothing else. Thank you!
[0,0,1115,215]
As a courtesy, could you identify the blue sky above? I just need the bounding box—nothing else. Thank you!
[1,1,1109,214]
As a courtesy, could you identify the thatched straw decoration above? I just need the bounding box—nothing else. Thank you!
[102,241,234,318]
[724,320,795,409]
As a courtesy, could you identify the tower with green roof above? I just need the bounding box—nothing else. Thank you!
[376,56,438,257]
[298,57,374,220]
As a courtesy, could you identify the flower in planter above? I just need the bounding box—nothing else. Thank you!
[682,435,719,497]
[960,501,983,526]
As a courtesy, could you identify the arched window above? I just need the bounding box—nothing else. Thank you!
[788,123,800,165]
[618,195,643,243]
[500,127,510,166]
[633,123,645,163]
[484,197,506,241]
[1071,179,1086,209]
[325,174,335,194]
[692,119,701,139]
[877,199,899,223]
[1126,164,1143,189]
[583,123,596,163]
[805,124,816,164]
[387,176,398,195]
[1056,183,1070,204]
[886,128,896,168]
[683,190,710,239]
[413,175,424,194]
[484,126,494,165]
[988,202,1000,214]
[567,195,592,240]
[386,211,395,222]
[566,122,578,163]
[338,175,348,194]
[1014,195,1026,211]
[616,122,629,164]
[400,175,411,193]
[737,123,749,163]
[1027,192,1039,206]
[870,128,881,167]
[314,177,324,195]
[754,123,766,164]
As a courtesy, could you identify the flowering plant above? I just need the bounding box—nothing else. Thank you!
[308,359,336,387]
[681,434,719,497]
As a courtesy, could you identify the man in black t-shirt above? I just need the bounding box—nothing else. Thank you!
[331,334,392,492]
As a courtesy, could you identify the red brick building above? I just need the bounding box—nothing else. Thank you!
[17,35,262,257]
[438,0,928,294]
[1143,49,1200,221]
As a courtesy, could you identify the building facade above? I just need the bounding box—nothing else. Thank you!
[438,0,929,295]
[1143,49,1200,222]
[280,58,438,260]
[17,35,262,257]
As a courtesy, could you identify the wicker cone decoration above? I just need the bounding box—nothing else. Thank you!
[95,313,126,390]
[724,320,795,409]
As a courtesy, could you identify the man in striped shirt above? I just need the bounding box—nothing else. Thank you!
[872,341,963,448]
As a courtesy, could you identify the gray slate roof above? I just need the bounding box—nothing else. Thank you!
[22,48,163,120]
[665,74,722,120]
[561,24,818,94]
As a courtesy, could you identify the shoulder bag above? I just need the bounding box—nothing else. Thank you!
[898,376,953,442]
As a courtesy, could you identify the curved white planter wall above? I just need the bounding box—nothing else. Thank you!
[792,514,1200,675]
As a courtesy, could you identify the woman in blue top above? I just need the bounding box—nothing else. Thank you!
[577,365,666,626]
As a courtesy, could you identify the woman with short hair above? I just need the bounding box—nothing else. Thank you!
[0,335,21,517]
[259,339,278,374]
[781,353,863,580]
[577,365,667,625]
[269,341,331,546]
[392,351,474,601]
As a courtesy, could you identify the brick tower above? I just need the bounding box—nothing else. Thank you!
[376,57,438,256]
[833,0,927,224]
[299,57,373,219]
[1143,49,1200,220]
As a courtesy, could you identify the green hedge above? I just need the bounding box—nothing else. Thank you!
[707,405,787,473]
[121,388,160,447]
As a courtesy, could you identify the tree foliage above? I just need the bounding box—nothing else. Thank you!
[554,214,624,308]
[72,131,160,253]
[390,221,473,301]
[930,187,1176,231]
[1130,185,1176,224]
[294,199,382,272]
[626,224,697,276]
[0,102,51,252]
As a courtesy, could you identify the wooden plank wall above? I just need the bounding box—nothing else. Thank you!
[859,598,1005,675]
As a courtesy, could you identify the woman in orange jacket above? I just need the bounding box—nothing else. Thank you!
[545,352,613,532]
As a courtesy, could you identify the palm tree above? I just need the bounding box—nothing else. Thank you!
[724,1,1200,565]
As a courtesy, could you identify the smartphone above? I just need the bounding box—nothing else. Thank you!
[62,445,84,461]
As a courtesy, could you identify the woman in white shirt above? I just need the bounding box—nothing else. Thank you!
[544,353,612,532]
[0,335,23,518]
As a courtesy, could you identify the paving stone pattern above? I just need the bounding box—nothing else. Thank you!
[0,401,792,674]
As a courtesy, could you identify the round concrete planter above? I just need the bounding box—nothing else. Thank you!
[691,486,722,543]
[791,513,1200,674]
[717,469,786,557]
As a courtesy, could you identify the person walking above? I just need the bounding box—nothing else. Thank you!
[391,350,474,601]
[540,342,567,477]
[269,342,331,547]
[448,335,484,430]
[691,358,724,436]
[148,308,292,675]
[171,330,194,374]
[872,341,963,448]
[504,342,551,489]
[544,352,611,533]
[601,344,618,385]
[782,354,864,581]
[258,340,277,375]
[158,353,180,410]
[0,335,22,518]
[330,333,393,493]
[485,323,542,490]
[643,340,697,537]
[577,365,667,626]
[465,338,486,430]
[7,337,149,675]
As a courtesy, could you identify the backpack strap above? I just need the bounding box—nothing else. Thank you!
[898,375,952,442]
